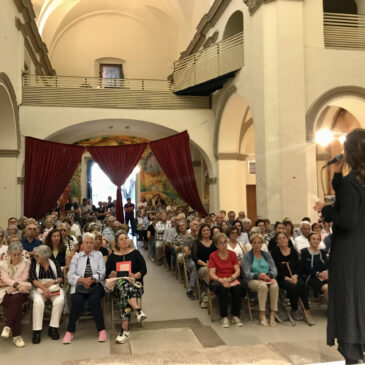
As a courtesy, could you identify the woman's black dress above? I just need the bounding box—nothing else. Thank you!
[321,172,365,360]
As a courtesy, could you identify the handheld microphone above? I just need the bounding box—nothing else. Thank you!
[323,153,344,168]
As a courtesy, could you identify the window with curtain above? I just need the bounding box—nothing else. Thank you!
[99,63,124,88]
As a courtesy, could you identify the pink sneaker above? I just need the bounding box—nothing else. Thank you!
[62,331,73,344]
[98,330,107,342]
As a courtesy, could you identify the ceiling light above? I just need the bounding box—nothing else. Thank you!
[315,129,334,147]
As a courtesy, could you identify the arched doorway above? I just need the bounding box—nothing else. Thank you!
[46,120,212,212]
[307,87,365,200]
[0,73,20,226]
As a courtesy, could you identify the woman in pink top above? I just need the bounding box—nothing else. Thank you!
[208,233,246,328]
[0,242,31,348]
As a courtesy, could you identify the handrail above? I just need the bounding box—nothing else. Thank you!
[22,75,210,110]
[172,31,244,92]
[324,12,365,50]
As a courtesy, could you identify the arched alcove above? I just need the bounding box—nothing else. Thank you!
[222,10,243,40]
[0,73,20,152]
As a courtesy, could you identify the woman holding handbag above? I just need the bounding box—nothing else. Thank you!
[30,245,64,344]
[63,232,106,344]
[0,242,31,348]
[106,232,147,344]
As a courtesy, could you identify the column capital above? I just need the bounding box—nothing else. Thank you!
[243,0,275,15]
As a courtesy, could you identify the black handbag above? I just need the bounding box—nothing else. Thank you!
[75,282,98,295]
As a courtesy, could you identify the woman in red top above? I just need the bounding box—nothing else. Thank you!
[208,233,246,328]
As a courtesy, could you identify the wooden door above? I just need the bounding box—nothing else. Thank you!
[246,185,257,222]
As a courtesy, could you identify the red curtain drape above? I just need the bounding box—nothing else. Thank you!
[87,143,147,222]
[24,137,85,220]
[149,131,208,217]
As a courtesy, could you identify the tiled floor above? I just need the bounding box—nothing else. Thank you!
[0,243,345,365]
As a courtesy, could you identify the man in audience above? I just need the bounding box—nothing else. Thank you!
[21,223,42,253]
[226,211,236,227]
[163,216,177,268]
[294,221,311,253]
[188,220,199,240]
[237,211,246,222]
[4,217,21,237]
[96,201,107,221]
[215,213,224,227]
[102,216,116,247]
[124,198,136,235]
[155,212,170,265]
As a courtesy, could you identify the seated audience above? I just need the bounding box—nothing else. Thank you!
[4,217,20,237]
[243,233,278,327]
[106,232,147,344]
[45,228,69,268]
[268,222,293,252]
[233,220,250,247]
[94,231,108,262]
[226,226,247,263]
[0,228,7,258]
[301,232,329,302]
[155,212,170,265]
[21,223,42,253]
[271,232,315,325]
[242,218,252,237]
[226,211,236,227]
[147,216,158,262]
[63,233,106,344]
[30,245,65,343]
[0,242,31,348]
[208,233,246,328]
[283,220,296,247]
[172,220,191,265]
[211,226,222,237]
[182,230,196,300]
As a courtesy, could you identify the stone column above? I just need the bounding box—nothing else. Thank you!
[253,0,317,222]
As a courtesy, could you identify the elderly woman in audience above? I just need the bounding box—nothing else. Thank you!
[301,232,329,302]
[243,233,278,326]
[30,245,64,344]
[242,218,252,237]
[208,233,246,328]
[5,224,18,239]
[0,242,31,347]
[211,226,222,237]
[226,226,247,263]
[63,232,106,344]
[45,228,69,269]
[268,222,292,252]
[271,232,314,325]
[106,232,147,344]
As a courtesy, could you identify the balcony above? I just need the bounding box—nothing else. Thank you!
[324,12,365,50]
[173,31,244,95]
[22,75,210,109]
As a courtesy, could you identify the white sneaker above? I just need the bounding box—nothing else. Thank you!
[115,330,130,344]
[13,336,25,348]
[1,326,11,339]
[231,316,243,327]
[136,310,147,323]
[221,317,230,328]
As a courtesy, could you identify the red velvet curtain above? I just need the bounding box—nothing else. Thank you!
[149,131,208,217]
[24,137,84,220]
[87,143,147,222]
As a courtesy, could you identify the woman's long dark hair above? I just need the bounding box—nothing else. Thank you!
[345,128,365,185]
[45,228,65,252]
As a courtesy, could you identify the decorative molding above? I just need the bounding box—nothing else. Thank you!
[203,31,219,49]
[0,150,20,157]
[207,177,218,185]
[243,0,275,15]
[179,0,231,59]
[0,73,21,152]
[217,153,248,161]
[13,0,55,75]
[17,177,24,185]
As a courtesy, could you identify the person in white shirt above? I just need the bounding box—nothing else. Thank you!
[294,221,325,254]
[226,226,247,263]
[155,212,171,265]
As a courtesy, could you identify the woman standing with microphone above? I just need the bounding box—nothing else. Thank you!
[315,129,365,364]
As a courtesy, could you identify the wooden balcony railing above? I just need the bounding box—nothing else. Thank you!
[22,75,210,109]
[324,12,365,50]
[173,31,244,92]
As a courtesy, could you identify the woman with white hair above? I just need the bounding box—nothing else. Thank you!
[63,232,106,344]
[0,242,31,347]
[30,244,64,344]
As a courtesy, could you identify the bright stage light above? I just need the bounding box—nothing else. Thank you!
[315,129,334,146]
[339,135,346,144]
